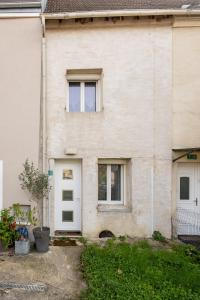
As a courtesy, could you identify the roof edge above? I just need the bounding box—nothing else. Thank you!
[0,2,41,9]
[43,8,200,19]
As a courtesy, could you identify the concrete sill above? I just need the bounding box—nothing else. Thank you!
[97,205,131,213]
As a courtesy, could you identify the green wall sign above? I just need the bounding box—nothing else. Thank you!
[187,153,197,160]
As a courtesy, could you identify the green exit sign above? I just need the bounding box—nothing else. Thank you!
[187,153,197,160]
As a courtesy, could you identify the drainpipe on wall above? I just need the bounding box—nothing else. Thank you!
[41,15,48,226]
[151,165,154,236]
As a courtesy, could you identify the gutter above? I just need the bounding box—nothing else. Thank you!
[43,9,200,20]
[0,2,41,9]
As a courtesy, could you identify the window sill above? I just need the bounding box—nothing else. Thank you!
[97,204,131,213]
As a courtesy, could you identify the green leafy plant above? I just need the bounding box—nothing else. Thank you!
[11,203,37,226]
[0,208,19,249]
[19,159,50,226]
[152,230,166,242]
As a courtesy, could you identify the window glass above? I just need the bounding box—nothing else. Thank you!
[111,165,121,201]
[62,190,73,201]
[180,177,189,200]
[69,82,80,112]
[62,211,73,222]
[84,82,96,112]
[98,164,107,201]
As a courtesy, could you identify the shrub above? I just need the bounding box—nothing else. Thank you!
[152,230,166,242]
[0,208,18,249]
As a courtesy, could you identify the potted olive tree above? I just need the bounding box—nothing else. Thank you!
[12,203,37,255]
[19,160,51,252]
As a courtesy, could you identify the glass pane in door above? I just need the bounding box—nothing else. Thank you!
[180,177,189,200]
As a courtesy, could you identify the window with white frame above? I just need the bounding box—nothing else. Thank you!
[98,161,125,204]
[66,69,102,112]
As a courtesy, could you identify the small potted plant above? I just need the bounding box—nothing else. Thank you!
[0,208,18,256]
[12,203,37,255]
[19,160,51,252]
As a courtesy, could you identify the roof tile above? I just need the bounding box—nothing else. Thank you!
[45,0,200,13]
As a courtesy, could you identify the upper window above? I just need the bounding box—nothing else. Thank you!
[66,69,102,112]
[98,161,125,204]
[69,81,96,112]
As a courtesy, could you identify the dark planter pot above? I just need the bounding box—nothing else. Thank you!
[33,227,50,253]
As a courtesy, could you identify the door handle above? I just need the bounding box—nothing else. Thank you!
[194,198,198,206]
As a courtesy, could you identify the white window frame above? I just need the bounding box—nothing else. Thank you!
[66,69,102,112]
[98,160,126,205]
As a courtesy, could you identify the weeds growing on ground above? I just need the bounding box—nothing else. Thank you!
[81,241,200,300]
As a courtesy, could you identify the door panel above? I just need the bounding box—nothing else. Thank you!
[176,163,200,235]
[55,160,81,231]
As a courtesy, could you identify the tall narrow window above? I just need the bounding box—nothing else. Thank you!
[85,82,96,112]
[98,164,107,201]
[111,165,121,201]
[180,177,189,200]
[69,82,81,112]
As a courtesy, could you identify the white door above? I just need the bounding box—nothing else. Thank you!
[55,160,81,231]
[176,163,200,235]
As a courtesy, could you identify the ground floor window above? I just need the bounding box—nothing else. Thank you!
[98,161,125,204]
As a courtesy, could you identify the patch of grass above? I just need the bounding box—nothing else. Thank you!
[81,241,200,300]
[118,235,127,242]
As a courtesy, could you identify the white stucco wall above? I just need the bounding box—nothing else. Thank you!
[173,19,200,149]
[0,18,41,208]
[46,19,172,238]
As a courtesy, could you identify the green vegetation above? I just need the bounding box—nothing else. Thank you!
[78,236,88,245]
[152,230,166,243]
[0,208,18,249]
[19,159,50,226]
[81,241,200,300]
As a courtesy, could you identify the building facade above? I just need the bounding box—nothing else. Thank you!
[0,1,42,211]
[1,0,200,239]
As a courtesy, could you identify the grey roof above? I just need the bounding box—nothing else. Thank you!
[45,0,200,13]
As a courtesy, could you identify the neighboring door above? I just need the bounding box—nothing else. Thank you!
[55,160,81,231]
[176,163,200,235]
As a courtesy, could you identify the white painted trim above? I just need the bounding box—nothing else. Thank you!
[0,161,3,210]
[44,9,200,20]
[80,82,84,112]
[0,13,40,18]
